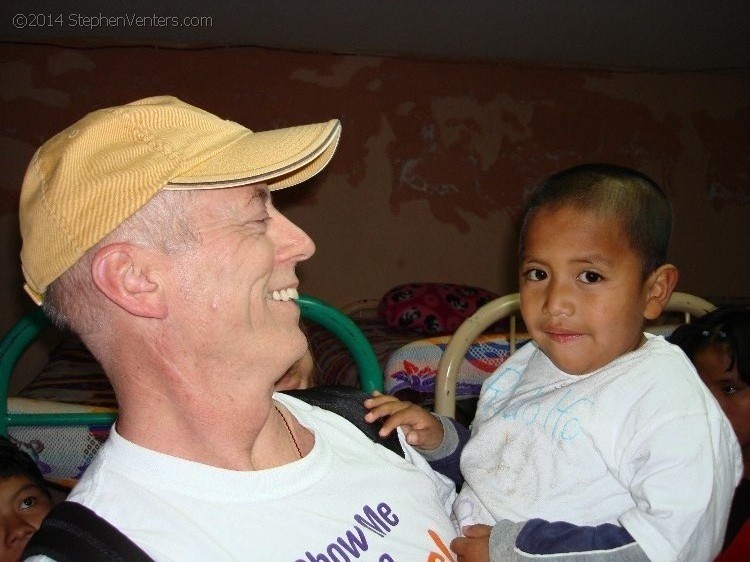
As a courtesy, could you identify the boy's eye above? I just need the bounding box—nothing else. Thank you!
[19,495,37,510]
[577,271,602,284]
[524,269,547,281]
[720,383,739,395]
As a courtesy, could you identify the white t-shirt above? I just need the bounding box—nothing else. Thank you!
[31,393,458,561]
[456,334,742,562]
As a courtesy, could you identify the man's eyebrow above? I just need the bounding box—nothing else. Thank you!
[247,185,270,206]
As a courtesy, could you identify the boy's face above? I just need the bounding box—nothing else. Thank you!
[0,475,52,562]
[520,205,651,375]
[693,344,750,451]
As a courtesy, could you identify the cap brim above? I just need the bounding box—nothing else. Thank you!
[166,119,341,191]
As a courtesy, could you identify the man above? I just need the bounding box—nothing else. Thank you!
[18,96,458,560]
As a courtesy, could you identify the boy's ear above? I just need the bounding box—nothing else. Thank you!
[90,243,167,319]
[643,264,679,320]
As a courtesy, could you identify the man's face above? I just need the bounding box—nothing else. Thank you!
[165,184,315,388]
[520,205,651,375]
[0,476,52,562]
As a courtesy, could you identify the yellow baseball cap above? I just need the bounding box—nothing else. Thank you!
[19,96,341,304]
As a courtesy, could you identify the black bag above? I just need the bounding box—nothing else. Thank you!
[23,501,152,561]
[24,386,403,561]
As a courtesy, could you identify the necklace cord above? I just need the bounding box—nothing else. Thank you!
[274,404,302,459]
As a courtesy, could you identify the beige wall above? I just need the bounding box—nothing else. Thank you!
[2,44,749,358]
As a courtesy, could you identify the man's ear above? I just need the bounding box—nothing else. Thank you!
[91,243,167,319]
[643,264,679,320]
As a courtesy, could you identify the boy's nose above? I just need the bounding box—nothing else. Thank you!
[542,282,574,316]
[3,515,36,550]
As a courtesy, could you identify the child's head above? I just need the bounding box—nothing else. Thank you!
[274,346,315,391]
[669,306,750,453]
[520,163,673,278]
[0,436,53,561]
[518,163,678,375]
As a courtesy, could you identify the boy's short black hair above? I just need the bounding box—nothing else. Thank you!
[0,435,50,495]
[668,305,750,385]
[519,163,673,277]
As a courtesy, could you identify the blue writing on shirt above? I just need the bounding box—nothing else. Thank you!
[482,366,593,441]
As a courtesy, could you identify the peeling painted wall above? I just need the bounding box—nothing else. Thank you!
[1,44,748,339]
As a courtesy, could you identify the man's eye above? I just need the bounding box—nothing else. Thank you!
[244,217,270,229]
[524,269,547,281]
[577,271,602,284]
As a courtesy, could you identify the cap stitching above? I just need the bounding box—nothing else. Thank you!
[34,150,83,273]
[122,110,182,165]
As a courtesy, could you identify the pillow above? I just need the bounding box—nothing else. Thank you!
[378,282,500,335]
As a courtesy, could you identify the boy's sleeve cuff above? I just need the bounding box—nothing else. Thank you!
[416,414,458,461]
[489,519,526,561]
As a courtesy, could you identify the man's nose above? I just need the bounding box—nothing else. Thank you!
[273,212,316,263]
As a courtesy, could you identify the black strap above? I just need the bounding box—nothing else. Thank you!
[23,386,402,560]
[23,501,153,561]
[283,385,405,457]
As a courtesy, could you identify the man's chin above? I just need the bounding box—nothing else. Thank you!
[274,373,298,391]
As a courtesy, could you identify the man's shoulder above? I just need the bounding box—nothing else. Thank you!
[280,387,405,457]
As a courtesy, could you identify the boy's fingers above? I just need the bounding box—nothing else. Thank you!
[462,524,492,538]
[365,403,402,424]
[378,417,407,437]
[405,431,421,446]
[364,400,408,422]
[363,394,398,409]
[406,426,443,449]
[367,399,408,416]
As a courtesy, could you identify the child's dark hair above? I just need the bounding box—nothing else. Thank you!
[0,435,50,495]
[668,305,750,385]
[519,163,673,277]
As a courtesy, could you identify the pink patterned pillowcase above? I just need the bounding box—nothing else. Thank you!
[378,282,500,335]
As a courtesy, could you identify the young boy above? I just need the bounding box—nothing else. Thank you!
[668,305,750,558]
[0,436,53,562]
[366,164,743,561]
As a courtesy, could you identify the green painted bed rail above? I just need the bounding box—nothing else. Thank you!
[1,295,382,436]
[296,294,383,394]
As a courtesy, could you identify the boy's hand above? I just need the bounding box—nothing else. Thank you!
[451,524,491,562]
[364,392,444,450]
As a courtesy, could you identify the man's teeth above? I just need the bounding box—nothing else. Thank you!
[271,288,299,301]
